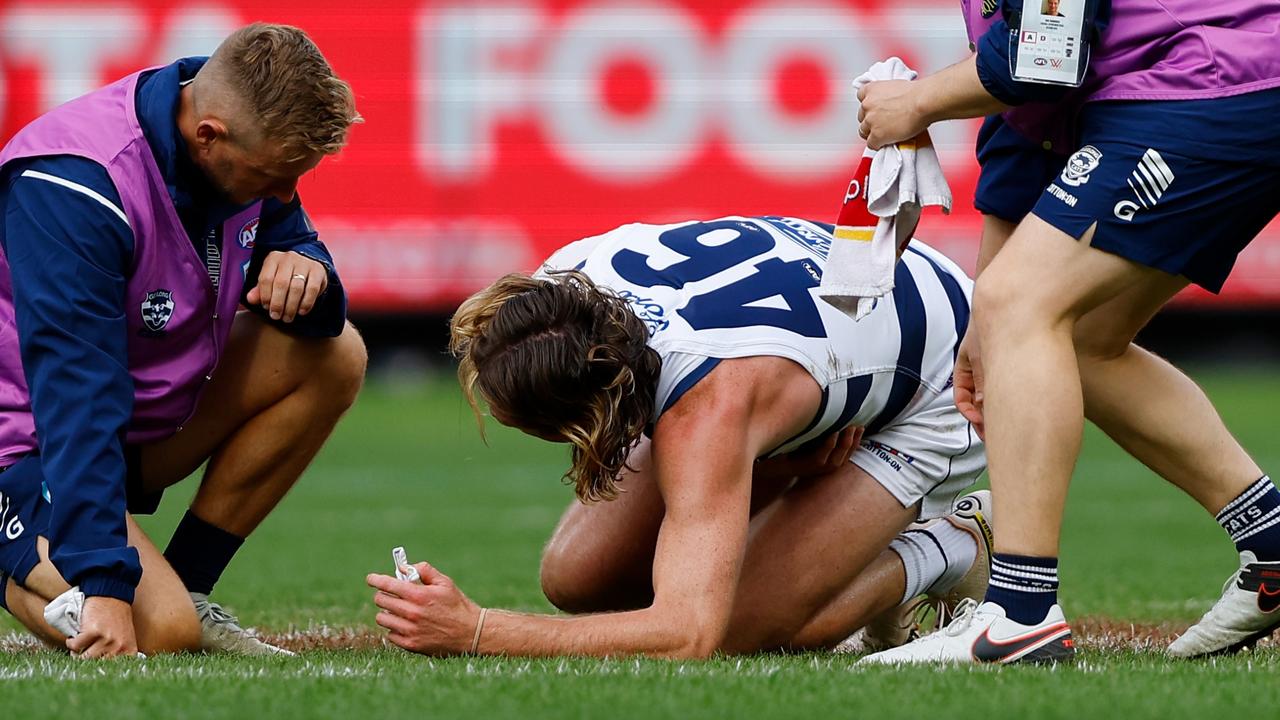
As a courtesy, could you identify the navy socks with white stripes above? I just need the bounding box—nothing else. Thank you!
[984,554,1060,625]
[978,475,1280,626]
[1218,475,1280,561]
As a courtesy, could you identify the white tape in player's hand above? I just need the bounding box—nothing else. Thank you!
[392,546,422,584]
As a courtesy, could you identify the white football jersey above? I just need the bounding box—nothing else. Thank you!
[538,216,973,454]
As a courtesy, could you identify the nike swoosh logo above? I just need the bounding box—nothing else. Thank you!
[971,623,1071,663]
[1258,584,1280,614]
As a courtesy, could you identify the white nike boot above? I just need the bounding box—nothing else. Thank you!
[1168,551,1280,658]
[858,598,1075,665]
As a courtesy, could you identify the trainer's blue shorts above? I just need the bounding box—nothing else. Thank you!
[1030,87,1280,292]
[974,115,1067,222]
[0,456,52,610]
[0,447,148,612]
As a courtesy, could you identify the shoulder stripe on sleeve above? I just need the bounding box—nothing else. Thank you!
[661,357,722,414]
[19,169,130,229]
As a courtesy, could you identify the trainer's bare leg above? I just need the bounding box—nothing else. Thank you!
[4,518,200,653]
[136,312,366,537]
[974,215,1173,556]
[977,215,1259,515]
[1074,279,1261,513]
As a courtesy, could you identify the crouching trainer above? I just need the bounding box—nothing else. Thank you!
[369,216,992,658]
[0,23,367,658]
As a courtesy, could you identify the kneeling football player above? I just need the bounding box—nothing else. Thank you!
[368,216,989,657]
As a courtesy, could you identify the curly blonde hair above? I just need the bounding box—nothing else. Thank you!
[449,271,662,501]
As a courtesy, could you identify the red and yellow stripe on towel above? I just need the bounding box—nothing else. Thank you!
[834,151,877,244]
[834,133,930,253]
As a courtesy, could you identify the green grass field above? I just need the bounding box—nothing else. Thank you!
[3,366,1280,717]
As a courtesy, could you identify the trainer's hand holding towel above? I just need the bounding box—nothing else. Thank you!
[820,57,952,321]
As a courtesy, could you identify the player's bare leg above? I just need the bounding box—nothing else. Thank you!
[3,518,200,654]
[540,443,985,653]
[787,548,912,649]
[540,439,802,613]
[718,465,917,652]
[132,312,366,652]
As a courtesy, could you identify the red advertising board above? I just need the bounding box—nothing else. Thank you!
[2,1,1278,310]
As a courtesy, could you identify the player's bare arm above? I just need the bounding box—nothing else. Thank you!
[367,357,822,658]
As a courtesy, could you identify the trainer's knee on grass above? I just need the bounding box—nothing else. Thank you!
[137,604,202,655]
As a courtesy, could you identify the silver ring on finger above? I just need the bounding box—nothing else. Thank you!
[291,273,307,282]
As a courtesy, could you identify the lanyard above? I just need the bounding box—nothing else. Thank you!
[204,228,222,291]
[1010,0,1090,87]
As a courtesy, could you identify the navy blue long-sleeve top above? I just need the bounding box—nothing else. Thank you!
[0,57,347,601]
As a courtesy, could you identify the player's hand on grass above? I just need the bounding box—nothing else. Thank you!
[954,330,985,439]
[245,250,329,323]
[857,80,928,151]
[67,595,138,659]
[368,561,482,656]
[754,426,864,482]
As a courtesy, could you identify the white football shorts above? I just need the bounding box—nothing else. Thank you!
[851,386,986,521]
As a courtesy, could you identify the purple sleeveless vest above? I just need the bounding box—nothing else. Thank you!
[962,0,1280,147]
[0,70,258,463]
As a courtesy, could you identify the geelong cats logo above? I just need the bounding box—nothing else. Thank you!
[141,289,176,334]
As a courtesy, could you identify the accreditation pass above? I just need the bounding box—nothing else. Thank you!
[1011,0,1088,87]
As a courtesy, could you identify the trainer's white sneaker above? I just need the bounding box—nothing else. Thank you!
[191,593,294,656]
[858,598,1075,665]
[1168,551,1280,658]
[858,490,996,651]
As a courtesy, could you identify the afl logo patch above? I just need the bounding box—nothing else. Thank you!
[982,0,998,18]
[239,217,259,249]
[141,289,175,334]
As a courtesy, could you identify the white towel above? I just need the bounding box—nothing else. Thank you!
[43,586,85,638]
[43,585,147,657]
[819,57,953,321]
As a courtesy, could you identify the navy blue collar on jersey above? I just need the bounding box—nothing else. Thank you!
[134,57,256,240]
